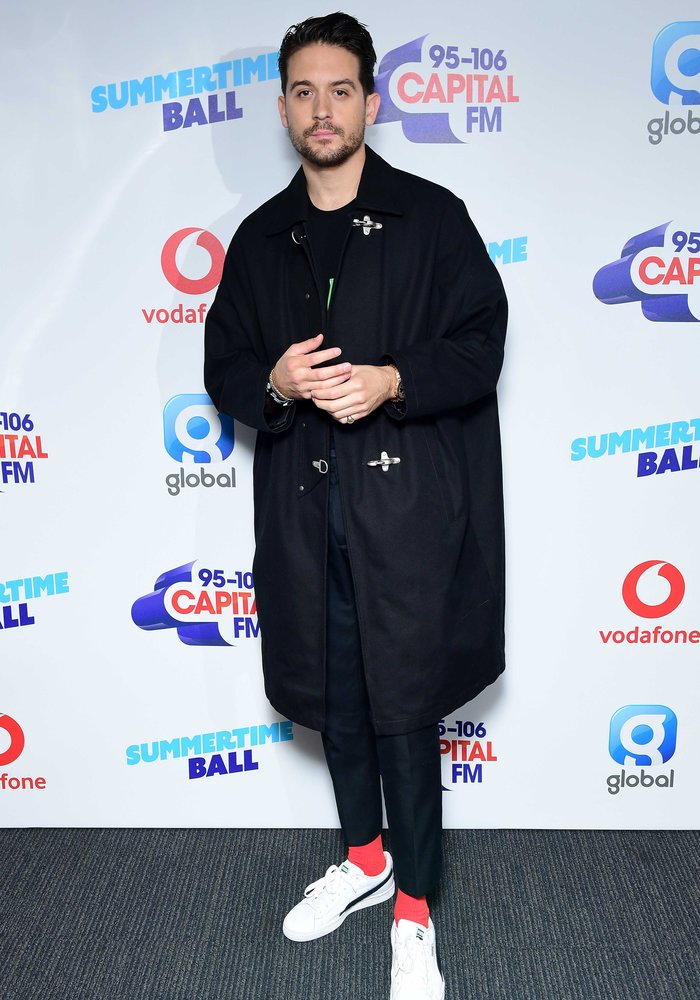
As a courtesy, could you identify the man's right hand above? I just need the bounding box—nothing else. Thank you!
[271,334,351,400]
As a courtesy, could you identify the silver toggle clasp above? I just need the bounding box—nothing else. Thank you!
[366,451,400,473]
[353,215,383,236]
[312,459,329,474]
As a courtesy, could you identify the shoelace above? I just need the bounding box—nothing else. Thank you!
[303,864,353,910]
[394,931,431,993]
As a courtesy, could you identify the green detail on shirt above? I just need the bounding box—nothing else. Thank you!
[327,277,334,308]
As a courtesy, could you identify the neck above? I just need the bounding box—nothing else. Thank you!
[302,144,366,211]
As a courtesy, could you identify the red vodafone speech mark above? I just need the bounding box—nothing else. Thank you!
[161,228,225,295]
[622,561,685,619]
[0,713,25,766]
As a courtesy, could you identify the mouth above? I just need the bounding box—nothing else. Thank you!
[306,127,341,138]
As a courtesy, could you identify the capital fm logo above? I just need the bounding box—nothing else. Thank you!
[599,561,697,646]
[142,229,225,328]
[375,35,520,143]
[131,560,258,646]
[163,394,235,496]
[607,705,677,794]
[0,411,49,489]
[593,221,699,323]
[439,716,498,789]
[0,713,46,791]
[647,22,700,144]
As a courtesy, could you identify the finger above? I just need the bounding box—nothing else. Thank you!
[287,333,324,356]
[305,348,344,367]
[306,373,352,393]
[310,381,355,401]
[313,362,352,381]
[313,393,364,417]
[333,403,367,421]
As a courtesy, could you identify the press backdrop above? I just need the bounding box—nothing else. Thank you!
[1,1,698,828]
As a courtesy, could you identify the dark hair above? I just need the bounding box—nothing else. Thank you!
[278,12,376,97]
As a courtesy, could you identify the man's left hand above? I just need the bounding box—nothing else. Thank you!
[310,364,394,423]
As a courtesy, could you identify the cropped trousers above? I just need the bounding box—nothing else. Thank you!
[320,449,443,898]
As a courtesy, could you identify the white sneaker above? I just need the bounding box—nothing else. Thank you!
[282,852,394,942]
[390,918,445,999]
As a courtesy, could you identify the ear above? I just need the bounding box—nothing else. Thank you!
[278,94,288,129]
[365,91,381,126]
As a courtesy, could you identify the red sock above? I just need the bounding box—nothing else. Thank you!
[394,889,429,928]
[348,834,386,876]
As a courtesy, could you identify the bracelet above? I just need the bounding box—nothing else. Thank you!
[389,365,405,403]
[267,369,294,406]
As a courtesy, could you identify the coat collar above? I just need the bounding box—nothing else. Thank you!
[262,145,404,235]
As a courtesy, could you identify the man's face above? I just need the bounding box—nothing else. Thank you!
[278,43,380,168]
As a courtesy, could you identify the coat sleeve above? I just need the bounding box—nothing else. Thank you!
[382,197,507,420]
[204,229,295,433]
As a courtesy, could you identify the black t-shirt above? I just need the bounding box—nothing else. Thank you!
[305,197,357,446]
[305,196,357,310]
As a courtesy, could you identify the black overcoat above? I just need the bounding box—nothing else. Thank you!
[204,146,507,736]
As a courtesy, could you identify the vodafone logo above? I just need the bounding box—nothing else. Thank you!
[622,560,685,618]
[161,228,225,296]
[0,713,25,766]
[599,560,696,647]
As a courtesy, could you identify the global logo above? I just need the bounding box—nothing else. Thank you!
[131,561,258,646]
[0,713,25,766]
[606,705,677,795]
[599,561,697,647]
[163,394,235,496]
[593,222,699,322]
[648,22,700,143]
[163,394,234,463]
[161,228,225,295]
[622,561,685,618]
[651,22,700,104]
[609,705,678,766]
[375,35,519,143]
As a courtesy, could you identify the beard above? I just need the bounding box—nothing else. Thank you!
[287,120,365,167]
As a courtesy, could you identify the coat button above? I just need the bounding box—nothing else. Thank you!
[305,292,310,300]
[299,485,305,492]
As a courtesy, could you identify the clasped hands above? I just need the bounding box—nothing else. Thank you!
[271,333,394,424]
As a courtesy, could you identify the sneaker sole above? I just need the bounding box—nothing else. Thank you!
[283,872,396,942]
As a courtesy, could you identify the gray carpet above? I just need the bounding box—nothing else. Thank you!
[1,828,698,999]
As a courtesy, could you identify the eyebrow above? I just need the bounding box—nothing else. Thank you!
[289,78,358,91]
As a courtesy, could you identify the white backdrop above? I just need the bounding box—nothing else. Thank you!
[1,1,698,828]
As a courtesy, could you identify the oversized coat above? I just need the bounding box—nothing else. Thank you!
[204,146,507,736]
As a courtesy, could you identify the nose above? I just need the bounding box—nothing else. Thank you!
[312,92,332,120]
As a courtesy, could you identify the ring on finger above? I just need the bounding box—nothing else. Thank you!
[345,415,355,425]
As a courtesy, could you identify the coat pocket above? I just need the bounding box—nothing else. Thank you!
[420,422,464,524]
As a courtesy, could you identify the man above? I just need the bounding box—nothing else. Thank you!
[204,13,507,999]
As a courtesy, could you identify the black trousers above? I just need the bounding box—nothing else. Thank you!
[320,450,443,898]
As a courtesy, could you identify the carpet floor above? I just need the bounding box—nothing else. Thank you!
[1,828,698,999]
